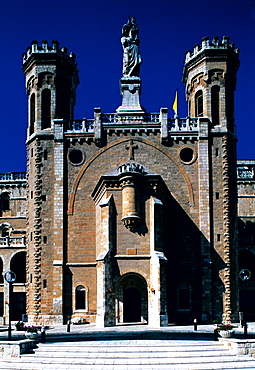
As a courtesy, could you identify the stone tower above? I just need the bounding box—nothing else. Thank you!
[22,28,240,326]
[22,41,79,323]
[183,36,240,322]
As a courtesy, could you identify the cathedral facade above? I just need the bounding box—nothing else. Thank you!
[2,24,254,327]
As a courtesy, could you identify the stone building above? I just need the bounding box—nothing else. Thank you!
[19,30,243,327]
[237,161,255,321]
[3,25,255,326]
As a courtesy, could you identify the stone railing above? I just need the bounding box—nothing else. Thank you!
[0,172,26,182]
[65,115,199,133]
[237,167,255,180]
[102,113,160,124]
[0,236,26,247]
[168,117,198,132]
[65,119,94,132]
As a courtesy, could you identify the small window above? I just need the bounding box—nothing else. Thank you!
[75,285,86,310]
[41,195,47,201]
[41,89,51,129]
[211,85,220,125]
[43,150,48,160]
[216,192,220,199]
[0,193,10,212]
[179,147,194,164]
[30,93,35,135]
[195,90,203,117]
[43,236,47,244]
[217,234,221,242]
[69,149,84,165]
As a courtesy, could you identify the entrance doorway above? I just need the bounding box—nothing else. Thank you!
[123,287,141,322]
[115,272,148,324]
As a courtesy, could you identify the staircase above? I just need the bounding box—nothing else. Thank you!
[1,339,255,369]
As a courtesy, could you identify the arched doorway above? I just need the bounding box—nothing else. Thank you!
[116,272,148,324]
[123,287,141,322]
[10,252,26,320]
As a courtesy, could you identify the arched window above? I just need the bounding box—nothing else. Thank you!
[10,252,26,283]
[0,193,10,217]
[1,224,10,237]
[41,89,51,129]
[30,93,35,135]
[211,85,220,125]
[195,90,203,117]
[75,285,86,310]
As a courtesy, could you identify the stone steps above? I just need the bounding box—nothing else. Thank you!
[1,339,255,369]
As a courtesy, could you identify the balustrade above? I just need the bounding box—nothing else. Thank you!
[0,172,26,182]
[0,236,26,247]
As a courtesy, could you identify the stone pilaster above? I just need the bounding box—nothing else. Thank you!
[149,197,168,327]
[52,119,65,322]
[198,118,212,322]
[96,195,116,327]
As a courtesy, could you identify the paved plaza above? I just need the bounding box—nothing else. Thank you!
[0,323,255,369]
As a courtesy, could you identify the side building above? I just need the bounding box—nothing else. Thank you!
[21,33,241,327]
[237,160,255,321]
[0,172,27,323]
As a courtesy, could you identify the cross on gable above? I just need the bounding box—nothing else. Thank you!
[126,140,138,160]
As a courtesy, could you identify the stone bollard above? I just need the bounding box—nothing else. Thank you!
[41,327,46,343]
[67,320,71,332]
[243,323,248,339]
[214,326,218,341]
[194,319,197,331]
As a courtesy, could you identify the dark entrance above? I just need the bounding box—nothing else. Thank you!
[123,287,141,322]
[12,292,26,321]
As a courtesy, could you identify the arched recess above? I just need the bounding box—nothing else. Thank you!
[68,137,195,215]
[10,251,26,283]
[75,285,87,311]
[115,272,148,324]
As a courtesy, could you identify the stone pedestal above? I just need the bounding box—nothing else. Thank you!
[116,77,145,113]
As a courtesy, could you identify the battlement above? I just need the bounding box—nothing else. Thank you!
[22,40,77,65]
[184,36,239,64]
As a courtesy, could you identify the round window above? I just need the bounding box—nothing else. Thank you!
[179,147,195,164]
[69,149,84,165]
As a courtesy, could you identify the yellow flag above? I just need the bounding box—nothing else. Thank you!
[172,90,178,115]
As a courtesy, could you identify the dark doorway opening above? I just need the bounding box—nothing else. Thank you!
[12,292,26,321]
[123,287,141,322]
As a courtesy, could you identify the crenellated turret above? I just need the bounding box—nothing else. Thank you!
[183,36,240,130]
[22,40,79,138]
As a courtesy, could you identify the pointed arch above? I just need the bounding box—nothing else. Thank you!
[68,137,195,215]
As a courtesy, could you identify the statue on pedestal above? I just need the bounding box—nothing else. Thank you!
[121,17,142,77]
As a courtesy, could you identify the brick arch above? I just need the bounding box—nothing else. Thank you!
[68,137,195,215]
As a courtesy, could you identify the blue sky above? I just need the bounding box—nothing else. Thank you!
[0,0,255,172]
